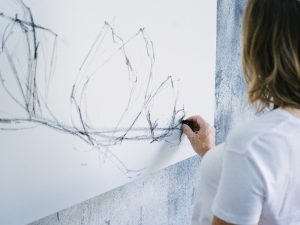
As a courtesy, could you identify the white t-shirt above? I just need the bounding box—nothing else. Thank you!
[191,108,300,225]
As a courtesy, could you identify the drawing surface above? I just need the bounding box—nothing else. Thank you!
[0,0,216,224]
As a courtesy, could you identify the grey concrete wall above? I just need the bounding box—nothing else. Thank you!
[30,1,249,224]
[215,0,253,146]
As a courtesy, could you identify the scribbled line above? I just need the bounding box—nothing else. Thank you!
[0,0,185,178]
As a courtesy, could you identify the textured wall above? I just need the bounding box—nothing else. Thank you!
[30,158,201,225]
[30,1,249,224]
[215,0,251,145]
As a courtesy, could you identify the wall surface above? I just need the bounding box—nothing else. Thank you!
[30,0,249,224]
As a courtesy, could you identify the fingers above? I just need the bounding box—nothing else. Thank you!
[186,115,207,127]
[185,115,209,132]
[181,124,194,139]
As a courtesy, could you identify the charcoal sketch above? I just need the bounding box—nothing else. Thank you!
[0,0,185,177]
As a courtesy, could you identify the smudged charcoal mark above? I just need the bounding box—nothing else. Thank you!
[0,13,56,35]
[0,119,16,123]
[56,212,60,221]
[0,1,185,178]
[104,220,110,225]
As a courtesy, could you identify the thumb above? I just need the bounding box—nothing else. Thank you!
[182,124,194,139]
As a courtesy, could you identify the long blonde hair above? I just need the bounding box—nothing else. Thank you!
[243,0,300,111]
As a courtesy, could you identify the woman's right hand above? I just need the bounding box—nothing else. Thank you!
[181,115,215,157]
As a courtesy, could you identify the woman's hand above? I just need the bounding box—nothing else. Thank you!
[181,115,215,157]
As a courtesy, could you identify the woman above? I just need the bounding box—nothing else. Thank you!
[183,0,300,224]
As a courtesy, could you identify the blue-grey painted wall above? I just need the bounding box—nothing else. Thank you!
[30,1,249,224]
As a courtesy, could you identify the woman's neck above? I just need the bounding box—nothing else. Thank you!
[283,107,300,119]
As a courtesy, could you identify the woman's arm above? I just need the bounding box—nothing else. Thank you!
[212,216,257,225]
[212,216,235,225]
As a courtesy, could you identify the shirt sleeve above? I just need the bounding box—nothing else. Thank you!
[212,147,265,225]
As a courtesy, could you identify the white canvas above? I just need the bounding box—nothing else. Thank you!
[0,0,216,224]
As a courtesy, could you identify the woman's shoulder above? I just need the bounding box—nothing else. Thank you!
[225,109,292,154]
